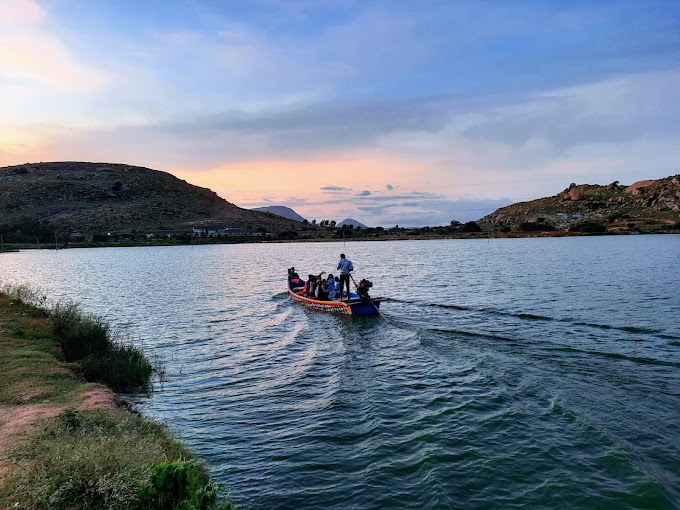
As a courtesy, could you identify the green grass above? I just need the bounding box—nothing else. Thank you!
[50,301,155,392]
[1,409,234,510]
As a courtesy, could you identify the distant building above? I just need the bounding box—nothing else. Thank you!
[192,225,223,236]
[145,229,191,238]
[192,226,254,237]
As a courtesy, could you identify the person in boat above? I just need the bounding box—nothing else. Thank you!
[289,271,305,293]
[316,278,329,300]
[324,273,338,299]
[306,274,317,297]
[337,254,353,300]
[292,275,305,291]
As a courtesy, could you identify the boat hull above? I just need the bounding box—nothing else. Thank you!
[288,289,381,316]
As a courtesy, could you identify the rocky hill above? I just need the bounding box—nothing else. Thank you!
[479,175,680,232]
[0,162,302,234]
[251,205,305,222]
[337,218,368,228]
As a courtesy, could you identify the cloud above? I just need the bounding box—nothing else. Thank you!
[350,192,512,226]
[287,189,512,227]
[461,71,680,152]
[386,184,394,190]
[320,185,352,193]
[159,96,454,156]
[356,190,371,196]
[0,0,44,24]
[0,0,108,91]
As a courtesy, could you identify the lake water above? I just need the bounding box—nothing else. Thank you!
[1,236,679,509]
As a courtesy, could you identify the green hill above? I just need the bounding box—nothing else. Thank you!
[0,162,302,237]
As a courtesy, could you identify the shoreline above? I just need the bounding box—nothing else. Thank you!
[0,288,235,509]
[1,229,678,252]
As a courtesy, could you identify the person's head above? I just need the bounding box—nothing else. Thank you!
[335,276,339,282]
[340,253,345,259]
[327,273,333,279]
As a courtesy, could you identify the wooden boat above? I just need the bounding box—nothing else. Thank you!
[287,274,383,316]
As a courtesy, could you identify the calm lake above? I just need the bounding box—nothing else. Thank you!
[1,236,679,509]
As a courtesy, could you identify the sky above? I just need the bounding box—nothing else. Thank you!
[1,0,679,227]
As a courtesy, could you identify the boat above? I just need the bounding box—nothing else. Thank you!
[287,271,383,316]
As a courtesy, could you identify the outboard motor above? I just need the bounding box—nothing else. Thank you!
[356,279,373,301]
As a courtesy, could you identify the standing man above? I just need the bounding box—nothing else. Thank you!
[337,253,353,300]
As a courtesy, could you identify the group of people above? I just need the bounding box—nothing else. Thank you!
[288,253,354,301]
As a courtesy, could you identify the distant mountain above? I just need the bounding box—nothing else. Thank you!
[251,205,305,222]
[0,162,302,233]
[479,175,680,231]
[337,218,368,228]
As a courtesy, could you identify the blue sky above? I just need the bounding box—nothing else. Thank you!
[1,0,679,226]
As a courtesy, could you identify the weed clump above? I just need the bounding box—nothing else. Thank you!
[50,301,154,392]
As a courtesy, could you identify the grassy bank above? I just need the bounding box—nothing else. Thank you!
[0,286,234,509]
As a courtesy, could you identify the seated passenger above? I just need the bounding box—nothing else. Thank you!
[289,272,305,291]
[306,274,317,297]
[325,274,338,299]
[316,278,329,300]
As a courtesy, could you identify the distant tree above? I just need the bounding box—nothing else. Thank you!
[375,226,384,232]
[302,219,308,225]
[460,221,482,233]
[330,220,336,228]
[311,219,316,225]
[450,220,462,227]
[278,230,299,240]
[519,222,555,232]
[569,221,607,233]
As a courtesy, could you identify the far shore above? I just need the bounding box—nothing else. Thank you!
[1,227,678,252]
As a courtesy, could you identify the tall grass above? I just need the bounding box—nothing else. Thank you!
[50,301,155,392]
[1,283,157,392]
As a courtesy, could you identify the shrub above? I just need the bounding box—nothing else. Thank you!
[140,460,235,510]
[569,221,607,233]
[460,221,482,233]
[78,343,153,392]
[50,302,155,392]
[519,222,556,232]
[1,283,48,308]
[51,303,110,360]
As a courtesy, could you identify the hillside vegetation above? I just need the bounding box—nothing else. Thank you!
[0,162,300,236]
[479,175,680,233]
